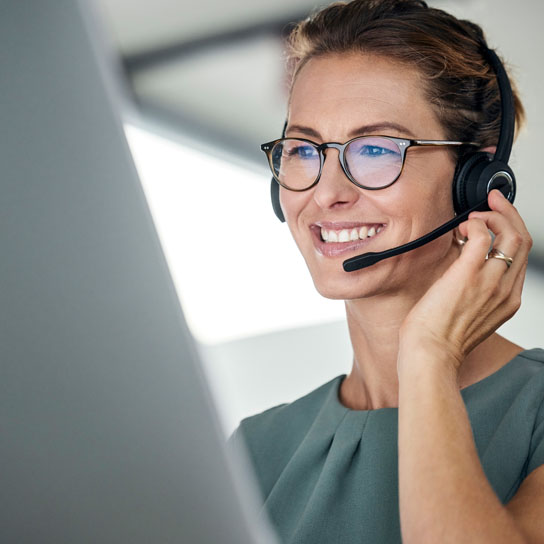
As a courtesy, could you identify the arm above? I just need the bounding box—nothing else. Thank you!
[397,351,526,544]
[397,189,533,543]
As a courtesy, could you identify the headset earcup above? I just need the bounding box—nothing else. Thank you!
[271,178,285,222]
[453,152,516,215]
[453,152,493,214]
[479,160,516,203]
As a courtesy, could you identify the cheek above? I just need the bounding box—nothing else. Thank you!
[280,188,312,228]
[399,156,457,217]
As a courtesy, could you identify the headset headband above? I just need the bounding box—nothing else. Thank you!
[483,48,514,163]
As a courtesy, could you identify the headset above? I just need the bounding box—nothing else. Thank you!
[269,46,516,272]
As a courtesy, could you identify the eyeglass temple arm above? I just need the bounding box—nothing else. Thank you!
[412,140,480,147]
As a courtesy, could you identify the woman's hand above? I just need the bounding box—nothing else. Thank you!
[398,189,532,374]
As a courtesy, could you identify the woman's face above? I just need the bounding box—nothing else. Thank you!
[281,53,459,300]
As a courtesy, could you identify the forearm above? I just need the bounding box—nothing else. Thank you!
[397,349,526,544]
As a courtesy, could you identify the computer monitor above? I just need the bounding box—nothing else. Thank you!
[0,1,276,542]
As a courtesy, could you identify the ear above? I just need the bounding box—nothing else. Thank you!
[480,145,496,154]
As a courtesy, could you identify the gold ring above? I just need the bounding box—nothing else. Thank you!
[487,248,513,269]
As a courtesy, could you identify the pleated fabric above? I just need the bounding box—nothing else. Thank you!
[232,349,544,544]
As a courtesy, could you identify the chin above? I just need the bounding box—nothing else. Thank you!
[309,265,388,300]
[307,239,453,301]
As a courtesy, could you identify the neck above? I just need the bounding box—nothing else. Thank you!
[339,239,519,411]
[342,290,416,410]
[341,290,523,411]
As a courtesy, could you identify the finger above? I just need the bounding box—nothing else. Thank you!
[466,211,525,262]
[497,255,528,323]
[456,217,495,271]
[511,256,528,300]
[486,189,527,233]
[456,217,519,289]
[465,210,530,276]
[470,194,530,243]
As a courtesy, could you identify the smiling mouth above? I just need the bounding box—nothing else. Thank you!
[310,223,387,258]
[320,224,385,243]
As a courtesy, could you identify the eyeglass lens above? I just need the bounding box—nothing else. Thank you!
[270,137,403,190]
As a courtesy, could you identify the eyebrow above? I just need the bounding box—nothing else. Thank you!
[286,122,417,140]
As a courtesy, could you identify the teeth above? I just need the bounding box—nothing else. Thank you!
[338,229,350,242]
[320,225,384,243]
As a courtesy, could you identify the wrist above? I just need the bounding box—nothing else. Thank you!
[397,338,463,380]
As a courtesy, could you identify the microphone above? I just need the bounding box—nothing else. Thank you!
[342,199,488,272]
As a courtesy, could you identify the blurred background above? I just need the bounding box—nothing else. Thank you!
[95,0,543,436]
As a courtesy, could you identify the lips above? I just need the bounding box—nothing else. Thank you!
[310,222,386,258]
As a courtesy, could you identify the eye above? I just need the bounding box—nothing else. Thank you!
[359,145,398,157]
[284,143,318,159]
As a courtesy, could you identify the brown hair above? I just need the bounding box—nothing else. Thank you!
[285,0,524,150]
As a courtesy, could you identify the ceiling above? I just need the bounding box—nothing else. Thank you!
[95,0,544,267]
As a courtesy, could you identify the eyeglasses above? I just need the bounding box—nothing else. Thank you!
[260,136,479,192]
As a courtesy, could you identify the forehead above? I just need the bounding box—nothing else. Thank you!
[288,53,444,139]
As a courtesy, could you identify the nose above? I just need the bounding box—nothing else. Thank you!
[312,147,361,212]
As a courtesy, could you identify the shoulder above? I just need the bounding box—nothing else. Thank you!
[495,349,544,488]
[518,350,544,475]
[479,348,544,482]
[238,375,343,448]
[482,348,544,412]
[509,348,544,397]
[465,348,544,407]
[230,375,344,497]
[515,347,544,368]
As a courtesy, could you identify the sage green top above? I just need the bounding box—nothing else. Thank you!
[231,348,544,544]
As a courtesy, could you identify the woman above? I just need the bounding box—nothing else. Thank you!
[230,1,544,542]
